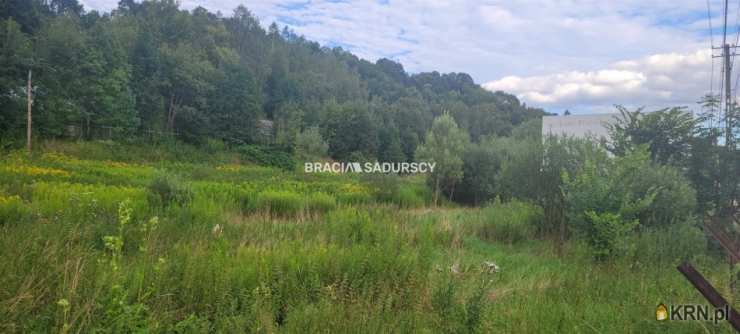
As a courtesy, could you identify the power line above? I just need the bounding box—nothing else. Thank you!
[708,0,717,127]
[723,0,729,47]
[732,0,740,102]
[721,0,735,147]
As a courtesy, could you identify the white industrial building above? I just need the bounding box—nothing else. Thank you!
[541,114,618,141]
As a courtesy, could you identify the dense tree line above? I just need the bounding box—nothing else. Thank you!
[417,104,738,257]
[0,0,544,162]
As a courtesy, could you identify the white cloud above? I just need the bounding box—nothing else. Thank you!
[483,49,713,112]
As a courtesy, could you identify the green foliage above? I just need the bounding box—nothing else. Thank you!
[0,19,32,134]
[335,187,374,205]
[147,171,192,208]
[607,106,700,166]
[460,135,606,241]
[31,181,148,223]
[0,142,732,333]
[478,199,543,244]
[363,174,427,208]
[295,126,328,157]
[323,102,379,161]
[305,192,336,213]
[256,190,304,216]
[0,1,544,169]
[583,211,639,260]
[458,140,502,205]
[632,221,705,264]
[0,195,29,224]
[417,112,470,205]
[97,284,150,333]
[564,148,697,258]
[238,145,296,170]
[431,280,489,333]
[394,186,425,209]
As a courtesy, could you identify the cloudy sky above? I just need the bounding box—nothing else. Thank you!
[79,0,732,114]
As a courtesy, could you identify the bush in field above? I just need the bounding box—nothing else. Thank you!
[432,280,489,333]
[583,211,639,260]
[147,171,192,208]
[257,190,304,216]
[238,145,296,170]
[478,199,543,244]
[361,173,400,203]
[305,192,336,213]
[564,147,696,259]
[362,174,426,207]
[632,220,704,264]
[295,126,329,157]
[416,113,469,205]
[458,140,502,205]
[565,147,696,229]
[0,195,29,224]
[235,187,258,213]
[395,186,424,208]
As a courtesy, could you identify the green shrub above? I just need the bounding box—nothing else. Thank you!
[0,195,29,224]
[478,199,542,244]
[237,189,258,214]
[563,148,697,259]
[583,211,639,260]
[305,192,336,213]
[431,280,467,333]
[431,279,488,333]
[170,197,223,226]
[256,190,303,216]
[395,186,424,208]
[238,145,296,170]
[295,126,329,157]
[31,182,147,223]
[204,138,226,154]
[147,171,192,208]
[632,220,705,264]
[564,147,695,232]
[364,174,426,208]
[362,173,399,203]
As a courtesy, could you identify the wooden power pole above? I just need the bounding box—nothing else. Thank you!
[26,69,32,154]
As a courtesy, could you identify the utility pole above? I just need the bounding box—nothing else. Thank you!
[723,42,733,148]
[721,0,733,149]
[26,69,32,154]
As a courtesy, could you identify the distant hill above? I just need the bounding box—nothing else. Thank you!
[0,0,544,161]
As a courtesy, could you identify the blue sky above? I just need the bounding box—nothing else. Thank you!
[79,0,731,114]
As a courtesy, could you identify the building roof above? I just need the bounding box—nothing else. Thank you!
[542,113,618,139]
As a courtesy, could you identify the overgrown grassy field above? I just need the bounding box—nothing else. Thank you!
[0,141,735,333]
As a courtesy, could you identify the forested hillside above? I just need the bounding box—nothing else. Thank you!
[0,0,544,161]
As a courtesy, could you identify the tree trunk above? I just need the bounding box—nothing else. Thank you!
[167,94,178,133]
[448,181,455,202]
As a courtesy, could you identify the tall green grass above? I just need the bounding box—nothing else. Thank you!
[0,141,734,333]
[477,199,543,244]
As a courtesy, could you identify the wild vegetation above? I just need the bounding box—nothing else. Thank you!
[0,140,735,333]
[1,0,739,333]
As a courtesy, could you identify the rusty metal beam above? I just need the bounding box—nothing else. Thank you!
[677,262,740,331]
